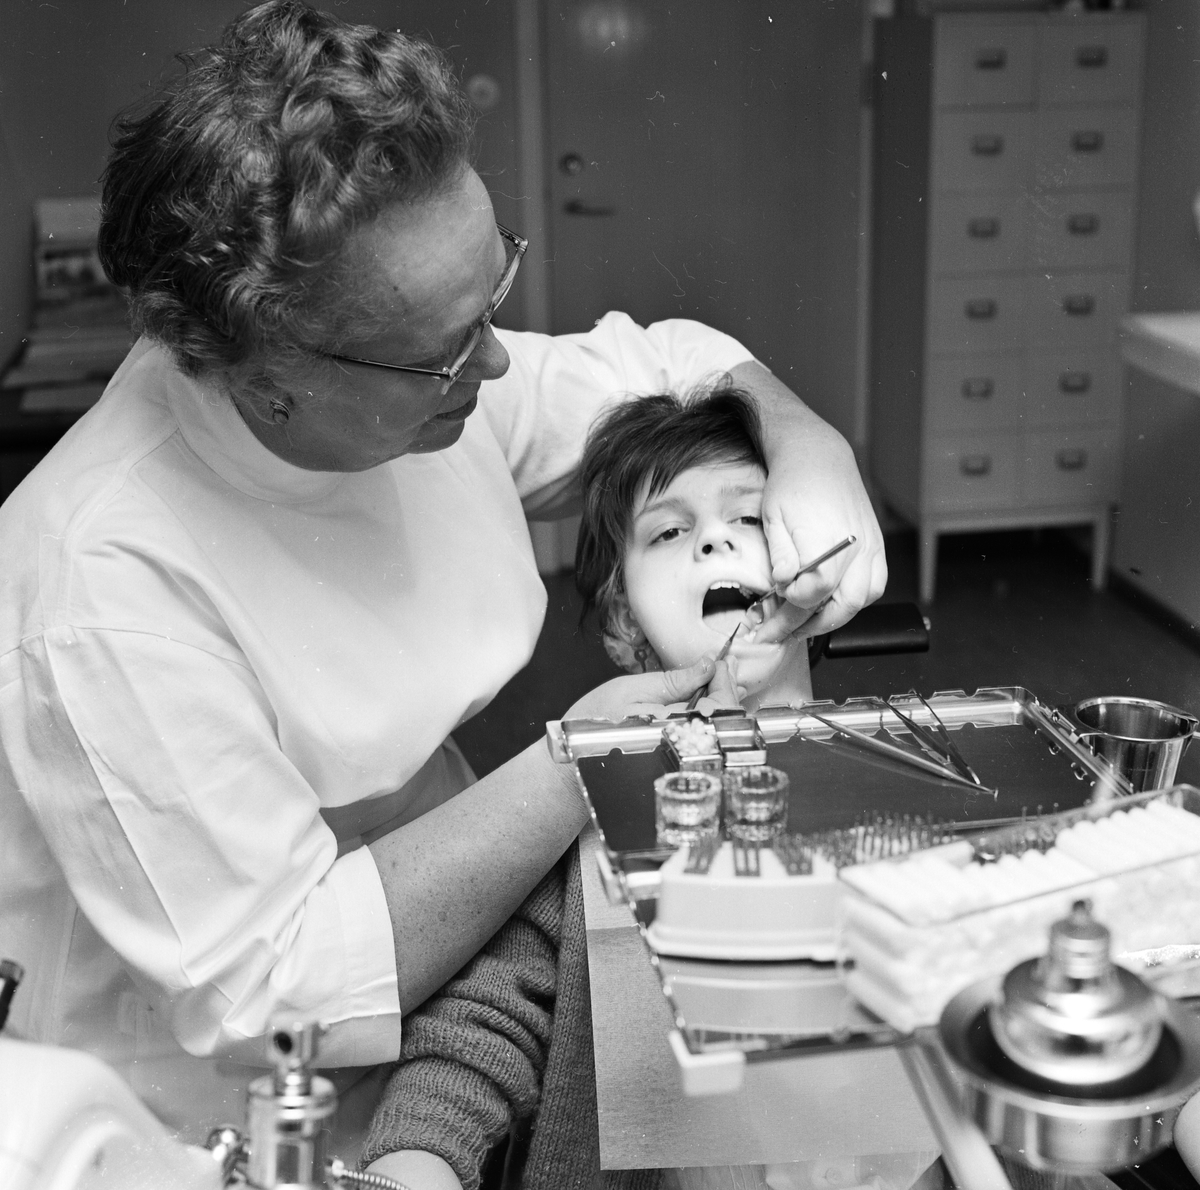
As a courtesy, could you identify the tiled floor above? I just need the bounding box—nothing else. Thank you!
[454,529,1200,784]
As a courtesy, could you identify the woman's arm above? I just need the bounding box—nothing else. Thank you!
[369,656,718,1011]
[729,359,887,638]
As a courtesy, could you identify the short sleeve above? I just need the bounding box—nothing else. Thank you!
[484,312,755,519]
[6,625,403,1065]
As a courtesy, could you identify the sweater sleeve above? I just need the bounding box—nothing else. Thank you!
[359,858,567,1190]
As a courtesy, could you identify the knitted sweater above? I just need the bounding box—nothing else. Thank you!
[360,845,662,1190]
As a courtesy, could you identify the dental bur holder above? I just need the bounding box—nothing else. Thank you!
[209,1021,408,1190]
[246,1022,338,1189]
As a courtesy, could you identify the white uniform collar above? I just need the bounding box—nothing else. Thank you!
[148,340,346,504]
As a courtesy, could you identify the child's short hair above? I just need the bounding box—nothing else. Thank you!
[575,383,766,640]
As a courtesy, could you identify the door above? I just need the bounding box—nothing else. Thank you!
[544,0,865,438]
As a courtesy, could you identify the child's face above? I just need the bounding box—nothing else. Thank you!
[623,460,774,673]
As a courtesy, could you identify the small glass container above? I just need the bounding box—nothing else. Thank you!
[654,771,722,848]
[724,765,789,842]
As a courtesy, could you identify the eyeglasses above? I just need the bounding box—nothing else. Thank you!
[321,223,527,395]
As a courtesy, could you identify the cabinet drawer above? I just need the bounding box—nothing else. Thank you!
[1024,351,1121,429]
[924,434,1019,512]
[1030,191,1134,271]
[1038,20,1144,107]
[932,111,1034,192]
[929,193,1028,274]
[926,356,1024,433]
[1026,272,1126,351]
[1034,107,1138,190]
[928,276,1026,354]
[934,19,1037,108]
[1024,428,1119,506]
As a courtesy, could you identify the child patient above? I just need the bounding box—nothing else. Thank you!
[575,383,814,711]
[362,387,819,1190]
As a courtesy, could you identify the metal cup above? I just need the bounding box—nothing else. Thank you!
[1073,697,1198,793]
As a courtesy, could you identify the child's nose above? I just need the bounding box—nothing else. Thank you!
[696,520,738,558]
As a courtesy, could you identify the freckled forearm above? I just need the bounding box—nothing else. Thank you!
[368,738,586,1013]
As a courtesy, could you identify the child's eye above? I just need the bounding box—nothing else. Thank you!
[737,515,763,528]
[651,526,683,544]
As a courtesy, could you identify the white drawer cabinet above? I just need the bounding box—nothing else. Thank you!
[869,12,1143,601]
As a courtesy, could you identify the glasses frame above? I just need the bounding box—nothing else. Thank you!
[320,223,528,395]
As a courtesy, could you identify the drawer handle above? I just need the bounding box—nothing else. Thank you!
[975,47,1008,70]
[1063,293,1096,317]
[1059,370,1092,394]
[971,133,1005,156]
[967,216,1001,239]
[961,377,995,400]
[965,298,998,320]
[1071,129,1105,153]
[1067,212,1099,236]
[1055,449,1088,472]
[1076,45,1109,69]
[960,454,992,477]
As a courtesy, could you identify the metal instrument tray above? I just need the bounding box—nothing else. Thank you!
[549,686,1132,1061]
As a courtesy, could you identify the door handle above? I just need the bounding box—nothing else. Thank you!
[564,199,617,217]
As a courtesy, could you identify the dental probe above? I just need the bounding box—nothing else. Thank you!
[744,534,856,622]
[684,621,744,712]
[683,534,857,713]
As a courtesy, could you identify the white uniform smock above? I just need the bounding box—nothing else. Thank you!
[0,312,752,1136]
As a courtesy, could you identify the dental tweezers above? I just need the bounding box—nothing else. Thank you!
[879,696,983,788]
[804,710,991,793]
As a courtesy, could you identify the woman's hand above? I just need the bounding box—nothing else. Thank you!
[730,360,887,637]
[564,656,724,721]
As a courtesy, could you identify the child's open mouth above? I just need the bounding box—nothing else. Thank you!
[700,581,762,637]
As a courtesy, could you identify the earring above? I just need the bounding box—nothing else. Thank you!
[604,595,662,674]
[269,398,290,425]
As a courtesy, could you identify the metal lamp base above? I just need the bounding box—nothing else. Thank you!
[938,977,1200,1175]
